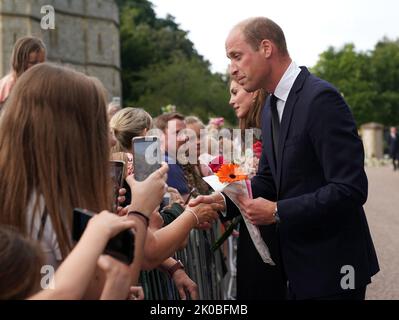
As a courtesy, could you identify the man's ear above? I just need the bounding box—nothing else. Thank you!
[260,39,272,59]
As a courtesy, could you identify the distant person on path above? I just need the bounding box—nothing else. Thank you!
[388,126,399,171]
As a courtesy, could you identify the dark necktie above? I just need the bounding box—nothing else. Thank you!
[270,94,280,158]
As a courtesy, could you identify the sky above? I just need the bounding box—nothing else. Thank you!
[150,0,399,73]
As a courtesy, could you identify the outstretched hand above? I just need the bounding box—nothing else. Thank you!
[189,192,225,210]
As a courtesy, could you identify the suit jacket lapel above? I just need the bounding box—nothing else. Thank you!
[275,67,309,195]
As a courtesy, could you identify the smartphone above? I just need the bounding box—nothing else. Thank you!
[132,136,162,182]
[110,160,125,212]
[72,209,135,265]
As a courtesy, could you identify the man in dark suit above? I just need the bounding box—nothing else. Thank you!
[388,126,399,171]
[191,17,379,300]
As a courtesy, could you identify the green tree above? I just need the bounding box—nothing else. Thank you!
[370,38,399,125]
[135,53,231,121]
[312,40,399,126]
[312,44,377,125]
[116,0,235,123]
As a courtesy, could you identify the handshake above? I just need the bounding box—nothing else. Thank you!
[124,163,225,229]
[187,193,226,229]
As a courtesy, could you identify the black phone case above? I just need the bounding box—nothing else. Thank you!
[72,209,135,265]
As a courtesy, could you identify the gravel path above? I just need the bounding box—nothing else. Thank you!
[364,166,399,300]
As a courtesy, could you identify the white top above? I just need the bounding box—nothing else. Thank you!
[26,193,63,269]
[273,61,302,122]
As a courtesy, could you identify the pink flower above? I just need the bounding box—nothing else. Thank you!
[209,117,225,128]
[253,141,263,158]
[209,155,225,173]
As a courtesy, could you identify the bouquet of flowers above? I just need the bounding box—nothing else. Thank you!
[201,158,275,265]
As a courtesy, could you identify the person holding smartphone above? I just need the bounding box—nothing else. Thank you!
[30,211,137,300]
[0,64,168,299]
[0,164,169,300]
[110,108,223,257]
[109,107,223,300]
[153,112,191,200]
[1,208,155,300]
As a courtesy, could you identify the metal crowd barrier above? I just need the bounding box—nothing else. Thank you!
[140,222,229,300]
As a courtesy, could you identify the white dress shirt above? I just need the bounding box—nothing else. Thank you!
[273,61,302,122]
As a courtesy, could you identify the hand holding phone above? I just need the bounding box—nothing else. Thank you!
[73,209,135,265]
[125,162,169,217]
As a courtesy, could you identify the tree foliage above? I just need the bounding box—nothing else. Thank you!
[116,0,234,123]
[312,39,399,126]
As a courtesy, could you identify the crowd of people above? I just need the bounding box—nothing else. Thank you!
[0,16,390,301]
[0,33,262,300]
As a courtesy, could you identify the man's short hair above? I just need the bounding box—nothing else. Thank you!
[153,112,185,132]
[239,17,288,56]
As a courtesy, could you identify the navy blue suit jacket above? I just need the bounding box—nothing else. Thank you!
[388,134,399,157]
[226,67,379,299]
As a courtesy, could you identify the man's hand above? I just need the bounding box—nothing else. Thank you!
[237,196,277,226]
[172,269,199,300]
[189,192,225,211]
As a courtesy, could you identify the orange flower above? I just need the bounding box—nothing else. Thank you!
[216,163,248,183]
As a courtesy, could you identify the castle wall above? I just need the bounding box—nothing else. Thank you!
[0,0,121,98]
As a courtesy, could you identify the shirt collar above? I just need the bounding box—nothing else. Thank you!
[274,61,301,102]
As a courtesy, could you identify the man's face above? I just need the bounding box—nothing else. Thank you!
[165,118,187,155]
[226,29,269,92]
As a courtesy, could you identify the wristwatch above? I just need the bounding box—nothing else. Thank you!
[167,260,184,278]
[273,204,281,224]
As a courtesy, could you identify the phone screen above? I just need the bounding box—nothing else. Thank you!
[110,161,125,212]
[132,136,162,182]
[72,209,135,265]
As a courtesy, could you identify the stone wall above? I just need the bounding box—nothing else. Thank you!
[0,0,121,98]
[361,122,384,159]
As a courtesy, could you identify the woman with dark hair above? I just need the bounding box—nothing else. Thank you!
[230,79,266,134]
[0,36,46,105]
[229,79,266,173]
[227,79,287,300]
